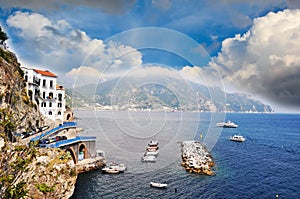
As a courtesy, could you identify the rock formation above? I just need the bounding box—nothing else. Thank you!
[0,47,77,198]
[180,141,215,175]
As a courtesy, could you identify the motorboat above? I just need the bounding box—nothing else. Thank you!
[144,150,159,156]
[150,182,167,188]
[102,162,126,173]
[110,163,127,172]
[147,146,159,151]
[141,155,156,162]
[102,167,120,174]
[217,121,238,128]
[229,135,245,142]
[148,140,159,146]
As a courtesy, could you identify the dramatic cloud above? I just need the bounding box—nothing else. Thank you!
[208,9,300,108]
[6,11,142,83]
[0,0,135,14]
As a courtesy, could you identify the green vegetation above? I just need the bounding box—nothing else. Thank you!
[36,183,55,194]
[0,143,38,196]
[4,182,28,199]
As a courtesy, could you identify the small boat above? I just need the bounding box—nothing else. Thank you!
[150,182,167,188]
[229,135,245,142]
[217,121,238,128]
[148,140,159,146]
[110,163,127,172]
[141,155,156,162]
[144,150,159,156]
[102,167,120,174]
[147,146,159,151]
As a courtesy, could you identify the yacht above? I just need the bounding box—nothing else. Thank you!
[217,121,238,128]
[229,135,245,142]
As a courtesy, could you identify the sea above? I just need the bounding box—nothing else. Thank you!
[70,111,300,199]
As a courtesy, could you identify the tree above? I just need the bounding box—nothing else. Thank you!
[0,26,8,45]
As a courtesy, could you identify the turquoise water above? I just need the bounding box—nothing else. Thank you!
[71,111,300,199]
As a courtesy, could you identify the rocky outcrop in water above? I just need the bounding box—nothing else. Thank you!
[181,141,215,175]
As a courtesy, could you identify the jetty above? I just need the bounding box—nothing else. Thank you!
[180,141,215,175]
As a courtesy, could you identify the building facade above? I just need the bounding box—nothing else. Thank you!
[22,67,65,123]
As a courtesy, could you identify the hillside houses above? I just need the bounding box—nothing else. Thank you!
[22,67,66,124]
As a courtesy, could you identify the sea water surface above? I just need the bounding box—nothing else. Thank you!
[71,111,300,199]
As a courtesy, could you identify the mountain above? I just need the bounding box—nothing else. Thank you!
[66,76,273,113]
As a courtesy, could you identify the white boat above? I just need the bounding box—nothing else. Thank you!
[102,162,126,173]
[229,135,245,142]
[141,155,156,162]
[109,163,127,172]
[148,140,159,146]
[147,146,159,151]
[150,182,167,188]
[102,167,120,174]
[217,121,238,128]
[145,150,159,156]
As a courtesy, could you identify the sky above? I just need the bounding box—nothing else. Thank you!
[0,0,300,113]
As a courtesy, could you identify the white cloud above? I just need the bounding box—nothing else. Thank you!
[6,11,142,86]
[208,9,300,108]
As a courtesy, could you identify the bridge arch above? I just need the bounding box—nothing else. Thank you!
[78,143,88,161]
[65,147,77,164]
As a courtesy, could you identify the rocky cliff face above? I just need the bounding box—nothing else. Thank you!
[0,48,45,136]
[0,47,77,198]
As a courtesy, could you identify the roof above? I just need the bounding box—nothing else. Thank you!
[56,84,64,90]
[34,69,57,77]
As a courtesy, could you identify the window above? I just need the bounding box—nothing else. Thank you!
[43,79,46,87]
[58,94,62,101]
[58,111,61,115]
[49,111,52,115]
[50,80,53,88]
[41,102,46,107]
[49,102,52,107]
[49,92,53,99]
[28,90,33,100]
[43,92,46,99]
[58,102,62,108]
[25,75,28,82]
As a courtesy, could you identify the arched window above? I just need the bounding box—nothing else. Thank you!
[49,102,52,107]
[49,111,52,115]
[58,111,61,115]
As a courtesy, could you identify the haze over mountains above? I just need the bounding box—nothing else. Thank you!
[67,75,273,113]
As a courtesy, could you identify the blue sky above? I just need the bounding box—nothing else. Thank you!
[0,0,300,112]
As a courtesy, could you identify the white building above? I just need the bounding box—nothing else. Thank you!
[22,67,65,124]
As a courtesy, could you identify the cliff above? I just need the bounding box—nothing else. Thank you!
[0,47,77,198]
